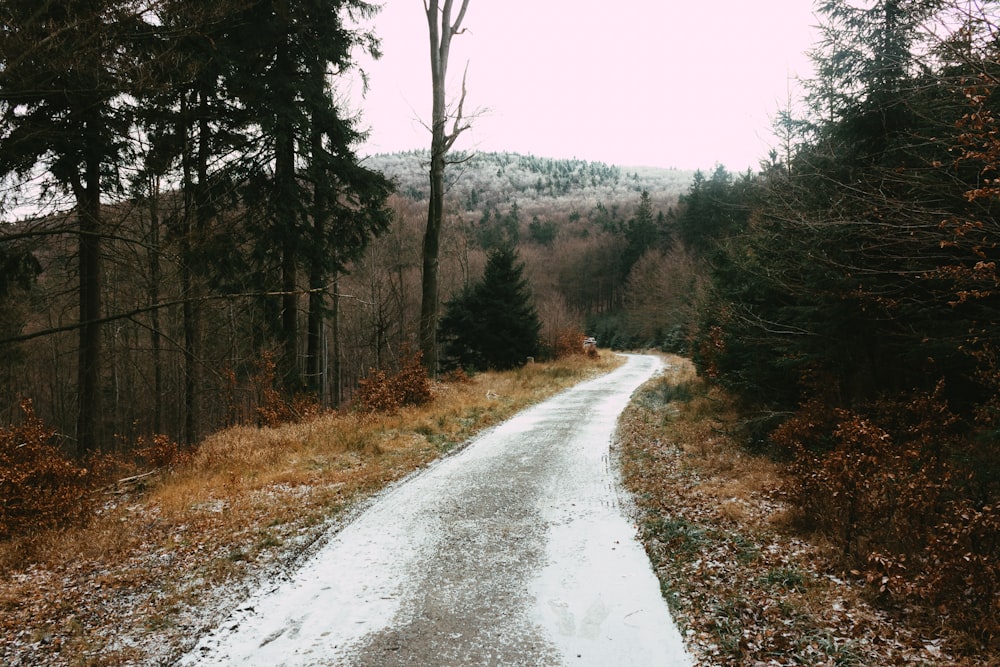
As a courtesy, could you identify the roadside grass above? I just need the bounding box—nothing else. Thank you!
[617,354,982,666]
[0,352,622,666]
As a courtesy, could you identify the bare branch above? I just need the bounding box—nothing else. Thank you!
[452,0,471,36]
[443,63,472,151]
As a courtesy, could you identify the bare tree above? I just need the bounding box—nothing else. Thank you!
[420,0,472,373]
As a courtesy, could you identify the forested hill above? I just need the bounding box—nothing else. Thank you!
[366,150,695,207]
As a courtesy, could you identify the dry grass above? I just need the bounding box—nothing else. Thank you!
[617,354,991,666]
[0,352,621,666]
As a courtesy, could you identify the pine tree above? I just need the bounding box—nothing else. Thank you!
[622,190,659,273]
[439,244,540,371]
[0,0,147,452]
[219,0,391,392]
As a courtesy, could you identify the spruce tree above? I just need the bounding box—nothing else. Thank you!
[0,0,146,452]
[439,244,540,371]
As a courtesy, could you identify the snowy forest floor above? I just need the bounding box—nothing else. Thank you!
[2,352,994,666]
[617,355,994,667]
[0,354,622,666]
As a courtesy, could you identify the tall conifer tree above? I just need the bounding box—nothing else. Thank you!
[0,0,146,452]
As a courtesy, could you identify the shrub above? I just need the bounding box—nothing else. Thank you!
[917,500,1000,644]
[0,399,91,539]
[355,351,432,413]
[442,367,471,384]
[774,385,999,647]
[553,330,585,358]
[240,352,324,427]
[134,433,193,470]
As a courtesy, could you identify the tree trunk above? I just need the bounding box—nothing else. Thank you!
[178,91,204,446]
[331,275,342,407]
[419,0,471,374]
[275,37,300,391]
[280,221,299,390]
[75,157,103,454]
[307,72,329,397]
[278,147,299,391]
[306,262,325,397]
[420,143,445,372]
[147,175,163,435]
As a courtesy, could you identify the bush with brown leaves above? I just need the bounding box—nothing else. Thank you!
[355,351,432,413]
[134,433,193,470]
[0,399,91,539]
[774,386,999,650]
[553,330,586,358]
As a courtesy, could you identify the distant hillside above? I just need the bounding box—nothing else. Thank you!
[365,150,695,211]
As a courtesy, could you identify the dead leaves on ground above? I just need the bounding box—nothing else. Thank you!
[616,356,990,666]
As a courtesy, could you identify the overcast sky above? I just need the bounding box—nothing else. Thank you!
[346,1,821,172]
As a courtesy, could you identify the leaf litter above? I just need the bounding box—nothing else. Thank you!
[616,355,993,667]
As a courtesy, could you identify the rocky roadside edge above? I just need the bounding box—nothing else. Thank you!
[615,355,985,667]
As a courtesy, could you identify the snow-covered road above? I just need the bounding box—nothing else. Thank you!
[176,354,691,666]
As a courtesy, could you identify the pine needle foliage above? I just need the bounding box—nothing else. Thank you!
[439,244,541,371]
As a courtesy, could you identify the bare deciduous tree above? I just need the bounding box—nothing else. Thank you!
[420,0,472,373]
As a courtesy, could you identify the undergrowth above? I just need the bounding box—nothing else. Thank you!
[0,399,92,539]
[772,384,1000,650]
[617,354,991,666]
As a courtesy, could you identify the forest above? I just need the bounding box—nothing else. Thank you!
[2,0,1000,654]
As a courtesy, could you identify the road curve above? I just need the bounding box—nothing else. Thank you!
[176,354,691,666]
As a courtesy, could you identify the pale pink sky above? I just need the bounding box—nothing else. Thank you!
[346,1,820,171]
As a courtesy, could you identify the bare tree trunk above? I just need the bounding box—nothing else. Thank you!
[306,261,325,396]
[419,146,444,372]
[178,91,205,446]
[419,0,471,374]
[280,215,299,390]
[147,174,163,434]
[275,39,300,392]
[331,275,342,407]
[74,155,103,454]
[307,64,329,397]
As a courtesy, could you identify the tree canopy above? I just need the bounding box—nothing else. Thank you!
[0,0,391,447]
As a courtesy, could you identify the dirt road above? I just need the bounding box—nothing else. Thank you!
[176,354,691,666]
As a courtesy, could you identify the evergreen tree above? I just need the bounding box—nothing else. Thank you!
[135,0,390,426]
[695,0,962,409]
[622,189,659,272]
[673,165,750,256]
[439,244,540,371]
[222,0,391,391]
[0,0,147,452]
[527,215,557,247]
[139,0,255,444]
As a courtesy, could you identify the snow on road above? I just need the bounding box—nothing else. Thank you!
[175,354,691,666]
